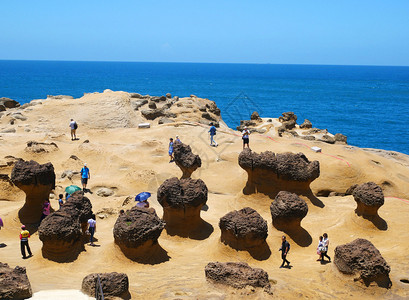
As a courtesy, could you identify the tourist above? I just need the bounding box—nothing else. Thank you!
[69,118,78,141]
[58,194,64,209]
[317,236,325,261]
[175,135,182,144]
[208,122,218,147]
[242,127,250,149]
[169,138,174,162]
[279,235,291,268]
[321,233,331,262]
[40,200,51,222]
[65,193,71,200]
[87,214,96,246]
[0,217,3,240]
[80,163,91,192]
[119,209,125,216]
[20,225,32,259]
[136,199,149,208]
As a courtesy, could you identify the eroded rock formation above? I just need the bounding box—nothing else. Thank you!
[334,238,391,288]
[38,192,93,262]
[0,263,32,300]
[113,206,165,260]
[270,191,308,230]
[173,143,201,178]
[353,182,384,217]
[205,262,271,292]
[238,149,320,197]
[11,160,56,223]
[82,272,129,299]
[219,207,268,251]
[157,177,208,235]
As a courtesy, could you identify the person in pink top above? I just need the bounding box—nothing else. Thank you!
[40,200,51,222]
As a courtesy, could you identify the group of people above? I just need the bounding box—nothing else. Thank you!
[208,122,251,149]
[317,233,331,262]
[168,135,182,162]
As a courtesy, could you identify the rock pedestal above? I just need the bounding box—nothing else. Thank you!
[173,143,201,178]
[270,191,308,230]
[38,192,93,262]
[0,263,32,300]
[82,272,129,299]
[238,149,320,197]
[157,177,208,234]
[113,207,165,260]
[219,207,268,251]
[334,238,391,288]
[11,160,56,224]
[353,182,384,217]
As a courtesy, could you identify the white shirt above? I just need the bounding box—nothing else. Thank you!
[87,219,96,228]
[69,121,76,130]
[242,129,250,139]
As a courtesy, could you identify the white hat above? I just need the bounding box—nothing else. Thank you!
[84,163,87,166]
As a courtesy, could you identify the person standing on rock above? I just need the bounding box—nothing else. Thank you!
[69,119,78,141]
[169,138,174,162]
[321,233,331,262]
[279,235,291,268]
[80,163,91,192]
[242,127,251,149]
[175,135,182,144]
[19,225,32,259]
[209,122,218,147]
[87,214,96,246]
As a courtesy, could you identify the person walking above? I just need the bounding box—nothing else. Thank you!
[321,233,331,262]
[242,127,250,149]
[317,236,325,261]
[168,138,174,162]
[279,235,291,268]
[87,214,96,246]
[69,119,78,141]
[80,163,91,192]
[209,122,218,147]
[40,200,51,222]
[20,225,32,259]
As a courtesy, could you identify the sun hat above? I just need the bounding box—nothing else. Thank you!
[21,225,26,229]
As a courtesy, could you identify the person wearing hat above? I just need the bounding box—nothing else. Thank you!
[19,225,32,259]
[175,135,182,144]
[242,127,251,149]
[80,163,91,192]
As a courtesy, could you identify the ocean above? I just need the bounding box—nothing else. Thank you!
[1,60,408,154]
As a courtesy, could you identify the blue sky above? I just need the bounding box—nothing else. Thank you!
[1,1,409,65]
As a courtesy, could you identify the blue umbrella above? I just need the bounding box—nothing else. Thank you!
[135,192,151,202]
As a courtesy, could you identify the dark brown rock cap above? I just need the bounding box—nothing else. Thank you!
[270,191,308,219]
[238,149,320,182]
[11,160,55,188]
[157,177,208,209]
[113,206,165,248]
[205,262,271,290]
[353,182,384,207]
[82,272,129,299]
[219,207,267,240]
[38,211,81,242]
[334,238,391,282]
[0,263,32,300]
[61,192,93,223]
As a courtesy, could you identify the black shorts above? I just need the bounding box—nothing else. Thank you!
[81,178,88,184]
[242,137,249,144]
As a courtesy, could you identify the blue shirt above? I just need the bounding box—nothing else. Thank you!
[209,126,216,135]
[81,167,90,178]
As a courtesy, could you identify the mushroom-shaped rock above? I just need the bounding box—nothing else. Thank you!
[334,238,391,288]
[353,182,384,217]
[205,262,271,291]
[157,177,208,233]
[270,191,308,230]
[238,149,320,197]
[82,272,129,299]
[173,143,202,178]
[11,160,56,224]
[0,263,32,300]
[219,207,267,250]
[38,192,93,262]
[113,206,165,260]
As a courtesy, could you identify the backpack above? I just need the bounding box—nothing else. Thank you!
[74,122,78,130]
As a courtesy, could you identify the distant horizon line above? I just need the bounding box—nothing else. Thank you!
[1,59,408,68]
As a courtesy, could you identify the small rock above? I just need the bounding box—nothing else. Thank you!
[1,128,16,133]
[96,188,114,197]
[166,93,172,98]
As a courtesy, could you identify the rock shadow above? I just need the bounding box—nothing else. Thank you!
[165,218,214,240]
[355,211,388,231]
[0,243,7,248]
[119,241,170,265]
[362,275,392,289]
[274,225,312,247]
